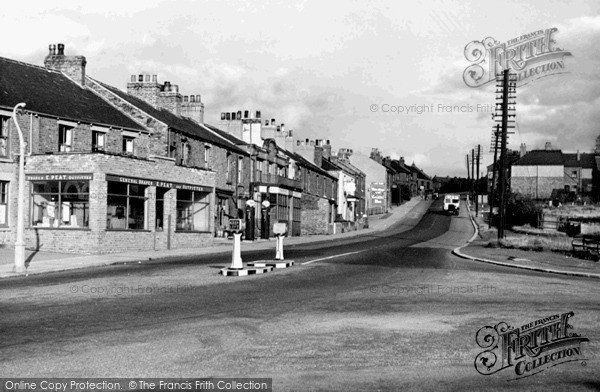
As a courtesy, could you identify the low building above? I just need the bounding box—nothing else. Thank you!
[0,45,217,253]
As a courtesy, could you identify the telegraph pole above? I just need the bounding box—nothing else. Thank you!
[476,144,481,217]
[496,69,517,240]
[471,149,475,205]
[489,124,500,229]
[466,154,470,194]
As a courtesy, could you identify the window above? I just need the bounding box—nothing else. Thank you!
[155,187,168,230]
[292,196,301,224]
[107,182,146,230]
[92,131,106,152]
[237,157,244,183]
[0,181,7,227]
[256,160,263,182]
[204,145,211,167]
[181,141,191,166]
[226,153,232,184]
[0,116,8,157]
[277,194,289,221]
[176,190,210,231]
[31,180,89,228]
[59,125,73,152]
[122,136,134,155]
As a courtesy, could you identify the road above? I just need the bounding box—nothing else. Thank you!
[1,199,598,391]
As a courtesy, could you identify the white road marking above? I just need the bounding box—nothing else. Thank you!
[302,250,366,265]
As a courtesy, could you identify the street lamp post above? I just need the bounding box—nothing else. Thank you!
[12,103,27,274]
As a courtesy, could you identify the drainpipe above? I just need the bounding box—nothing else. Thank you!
[12,103,27,274]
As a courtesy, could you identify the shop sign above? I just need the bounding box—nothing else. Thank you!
[106,174,212,193]
[26,173,93,181]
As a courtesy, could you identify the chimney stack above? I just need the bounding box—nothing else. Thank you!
[44,43,87,86]
[520,143,527,157]
[545,141,553,151]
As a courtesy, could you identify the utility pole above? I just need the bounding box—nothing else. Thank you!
[496,69,517,240]
[12,103,27,274]
[471,148,475,208]
[466,154,470,195]
[476,144,481,217]
[489,124,500,229]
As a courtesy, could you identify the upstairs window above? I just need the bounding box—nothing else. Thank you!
[237,157,244,183]
[180,141,191,166]
[122,136,134,155]
[58,124,73,152]
[0,116,8,158]
[92,131,106,152]
[204,145,211,168]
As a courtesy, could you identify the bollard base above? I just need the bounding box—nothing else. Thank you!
[247,260,294,269]
[219,266,273,277]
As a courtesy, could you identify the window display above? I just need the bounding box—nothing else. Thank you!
[31,180,89,228]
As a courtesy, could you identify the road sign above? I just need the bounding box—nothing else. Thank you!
[229,219,244,233]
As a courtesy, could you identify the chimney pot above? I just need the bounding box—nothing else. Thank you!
[289,130,293,137]
[138,74,144,82]
[57,43,65,55]
[152,75,157,82]
[271,119,275,125]
[145,74,151,82]
[221,113,226,120]
[256,111,261,119]
[184,96,189,102]
[196,95,201,102]
[130,75,136,82]
[48,44,53,55]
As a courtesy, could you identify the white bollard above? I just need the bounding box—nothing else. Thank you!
[231,232,243,269]
[275,234,284,260]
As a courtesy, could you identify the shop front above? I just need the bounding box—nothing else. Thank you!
[23,153,215,253]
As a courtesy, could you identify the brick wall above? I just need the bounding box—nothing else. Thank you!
[20,153,215,253]
[300,194,331,235]
[511,176,564,199]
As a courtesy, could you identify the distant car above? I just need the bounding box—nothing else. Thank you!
[443,195,460,215]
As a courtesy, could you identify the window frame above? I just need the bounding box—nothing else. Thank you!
[106,182,148,230]
[58,124,74,153]
[30,180,90,229]
[175,190,211,232]
[0,181,8,227]
[0,116,9,158]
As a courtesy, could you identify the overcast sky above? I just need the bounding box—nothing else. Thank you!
[1,0,599,177]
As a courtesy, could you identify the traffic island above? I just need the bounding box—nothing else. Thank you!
[247,260,295,269]
[219,265,274,277]
[247,223,294,269]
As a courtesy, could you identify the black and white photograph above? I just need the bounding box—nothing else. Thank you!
[0,1,599,390]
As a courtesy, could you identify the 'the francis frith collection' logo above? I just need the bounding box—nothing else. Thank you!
[474,311,589,380]
[463,27,571,87]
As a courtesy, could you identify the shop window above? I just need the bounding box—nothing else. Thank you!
[31,180,89,228]
[155,187,168,230]
[0,181,8,227]
[176,190,210,231]
[122,136,135,155]
[58,125,73,152]
[0,116,8,158]
[92,131,106,152]
[107,182,146,230]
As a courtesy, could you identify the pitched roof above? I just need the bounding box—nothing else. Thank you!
[514,150,564,166]
[563,153,596,168]
[95,80,247,155]
[280,148,337,180]
[409,163,431,181]
[0,56,143,131]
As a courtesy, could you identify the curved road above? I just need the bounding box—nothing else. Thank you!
[1,199,598,391]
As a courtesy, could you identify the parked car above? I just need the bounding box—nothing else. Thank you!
[443,194,460,215]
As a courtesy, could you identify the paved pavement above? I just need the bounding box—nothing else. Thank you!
[454,201,600,279]
[0,198,425,278]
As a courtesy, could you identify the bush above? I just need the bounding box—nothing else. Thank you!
[505,193,542,228]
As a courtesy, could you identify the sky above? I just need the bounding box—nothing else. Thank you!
[1,0,599,177]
